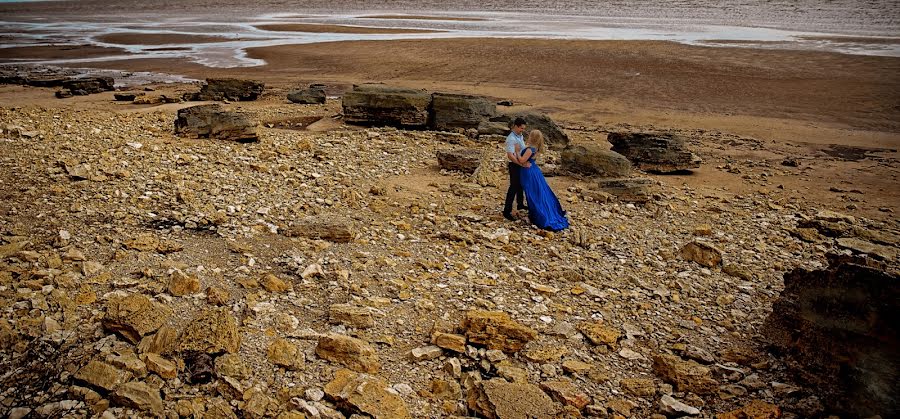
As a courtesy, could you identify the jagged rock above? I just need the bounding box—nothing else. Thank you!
[491,112,570,149]
[137,325,177,354]
[763,259,899,417]
[112,381,164,415]
[432,332,466,353]
[540,380,591,410]
[437,149,480,174]
[242,387,277,418]
[596,177,653,203]
[324,369,411,418]
[467,378,563,418]
[462,310,537,353]
[75,360,131,392]
[680,241,723,268]
[169,270,200,296]
[260,273,292,293]
[287,88,326,104]
[652,354,717,395]
[329,304,374,328]
[431,379,462,400]
[717,400,782,419]
[561,145,631,177]
[216,353,251,379]
[608,132,702,172]
[142,353,177,379]
[62,77,115,95]
[107,352,147,378]
[206,397,239,419]
[206,286,231,306]
[194,78,264,101]
[342,84,431,128]
[283,217,354,243]
[431,93,497,131]
[316,334,380,373]
[659,395,701,416]
[579,321,620,348]
[174,104,258,142]
[268,338,305,370]
[178,308,241,354]
[102,294,171,344]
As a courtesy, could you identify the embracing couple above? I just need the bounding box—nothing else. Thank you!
[502,117,569,231]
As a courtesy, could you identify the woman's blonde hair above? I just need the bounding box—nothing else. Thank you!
[527,130,545,154]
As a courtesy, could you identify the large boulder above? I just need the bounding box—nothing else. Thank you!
[287,88,326,104]
[193,78,264,101]
[431,93,497,131]
[437,149,480,174]
[342,84,432,128]
[174,104,258,142]
[491,112,569,149]
[607,132,701,172]
[561,145,632,177]
[595,177,653,203]
[763,257,899,417]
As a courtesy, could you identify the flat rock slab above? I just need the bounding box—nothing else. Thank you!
[608,132,701,172]
[325,369,411,418]
[467,378,563,418]
[288,88,326,104]
[652,354,718,395]
[342,84,431,128]
[316,334,380,373]
[596,177,654,203]
[282,217,354,243]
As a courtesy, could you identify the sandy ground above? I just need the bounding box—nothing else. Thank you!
[254,24,444,34]
[94,33,246,46]
[2,38,899,220]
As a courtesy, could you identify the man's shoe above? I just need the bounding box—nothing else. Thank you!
[518,205,529,211]
[502,212,516,221]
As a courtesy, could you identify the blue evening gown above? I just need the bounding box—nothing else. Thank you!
[520,147,569,231]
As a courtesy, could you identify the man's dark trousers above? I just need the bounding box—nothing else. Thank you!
[504,162,525,214]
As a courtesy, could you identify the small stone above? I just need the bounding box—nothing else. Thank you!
[579,321,621,348]
[268,338,305,370]
[216,353,251,379]
[443,358,462,377]
[411,345,443,361]
[562,360,593,375]
[652,354,718,395]
[620,377,656,397]
[462,310,537,353]
[179,308,241,354]
[206,286,230,306]
[431,379,462,401]
[540,380,592,410]
[680,241,723,268]
[305,387,325,402]
[717,399,782,419]
[112,381,164,416]
[659,395,700,416]
[169,270,200,296]
[324,369,411,418]
[432,332,467,352]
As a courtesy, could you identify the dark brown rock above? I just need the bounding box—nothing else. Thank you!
[763,259,899,417]
[62,77,115,95]
[174,104,258,142]
[608,132,701,172]
[437,149,480,174]
[596,178,653,203]
[561,145,631,177]
[194,78,264,101]
[342,84,431,128]
[491,112,569,149]
[431,93,497,131]
[287,88,326,104]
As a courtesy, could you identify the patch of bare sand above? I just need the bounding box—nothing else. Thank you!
[94,33,241,45]
[254,24,443,34]
[357,14,488,21]
[0,44,127,61]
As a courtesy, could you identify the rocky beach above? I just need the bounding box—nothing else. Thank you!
[1,1,899,418]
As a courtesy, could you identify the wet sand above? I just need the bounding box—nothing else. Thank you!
[0,44,128,60]
[358,15,488,21]
[95,33,242,46]
[254,24,444,34]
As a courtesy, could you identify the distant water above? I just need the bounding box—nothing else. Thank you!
[1,0,898,68]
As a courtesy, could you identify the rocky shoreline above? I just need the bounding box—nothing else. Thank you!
[0,73,898,418]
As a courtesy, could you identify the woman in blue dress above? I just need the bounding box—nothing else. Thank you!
[514,130,569,231]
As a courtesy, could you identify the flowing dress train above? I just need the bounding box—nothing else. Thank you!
[520,147,569,231]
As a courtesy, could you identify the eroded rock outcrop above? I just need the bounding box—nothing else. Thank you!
[431,93,497,131]
[342,84,431,128]
[192,78,264,101]
[763,258,899,417]
[561,145,632,177]
[437,149,481,174]
[174,104,258,142]
[608,132,701,172]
